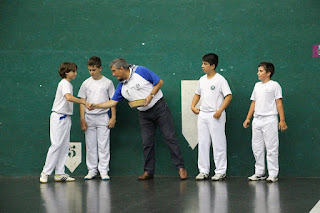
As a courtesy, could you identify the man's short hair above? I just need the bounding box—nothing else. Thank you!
[259,62,275,78]
[202,53,219,68]
[87,56,102,68]
[58,62,77,78]
[109,58,130,69]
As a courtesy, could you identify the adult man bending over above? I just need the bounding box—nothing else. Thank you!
[90,58,187,180]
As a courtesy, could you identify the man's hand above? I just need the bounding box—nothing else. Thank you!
[144,95,153,106]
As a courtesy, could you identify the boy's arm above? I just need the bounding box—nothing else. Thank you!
[79,98,88,131]
[107,106,117,128]
[214,94,232,119]
[144,79,164,106]
[276,98,288,131]
[65,93,90,108]
[243,101,255,128]
[191,94,201,114]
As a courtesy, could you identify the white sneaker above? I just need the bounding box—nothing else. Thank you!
[266,176,278,183]
[40,172,48,183]
[84,173,96,180]
[195,173,209,180]
[101,175,110,181]
[248,174,267,181]
[54,174,75,182]
[211,173,226,181]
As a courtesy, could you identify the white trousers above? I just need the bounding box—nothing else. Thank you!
[85,113,110,176]
[42,112,71,175]
[198,111,227,174]
[252,115,279,176]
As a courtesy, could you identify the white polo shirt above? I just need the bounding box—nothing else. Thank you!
[78,76,115,115]
[250,80,282,116]
[51,79,73,115]
[112,65,163,111]
[195,73,232,112]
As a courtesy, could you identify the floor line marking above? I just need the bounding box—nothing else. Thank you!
[310,200,320,213]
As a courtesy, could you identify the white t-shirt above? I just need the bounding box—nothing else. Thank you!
[78,76,115,114]
[51,79,73,115]
[250,80,282,116]
[195,73,232,112]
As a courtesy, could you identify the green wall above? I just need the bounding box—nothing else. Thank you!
[0,0,319,177]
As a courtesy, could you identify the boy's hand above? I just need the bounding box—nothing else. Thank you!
[107,117,116,129]
[243,119,251,128]
[279,121,288,132]
[80,120,88,131]
[88,103,95,111]
[84,102,92,109]
[213,110,222,119]
[191,106,200,114]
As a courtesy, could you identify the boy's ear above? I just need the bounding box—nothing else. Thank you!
[266,71,271,77]
[211,64,216,70]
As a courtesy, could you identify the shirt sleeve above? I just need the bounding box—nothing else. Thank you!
[274,82,283,100]
[112,83,124,101]
[61,80,72,96]
[135,66,161,86]
[221,78,232,97]
[195,80,201,95]
[250,84,257,101]
[108,81,115,100]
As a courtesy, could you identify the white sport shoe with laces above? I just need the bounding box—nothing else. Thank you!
[54,174,75,182]
[84,173,96,180]
[211,173,226,181]
[101,174,110,181]
[195,173,209,180]
[266,176,278,183]
[248,174,267,181]
[40,172,48,183]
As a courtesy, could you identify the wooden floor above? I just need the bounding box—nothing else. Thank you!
[0,176,319,213]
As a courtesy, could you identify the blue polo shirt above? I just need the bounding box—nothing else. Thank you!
[112,65,163,111]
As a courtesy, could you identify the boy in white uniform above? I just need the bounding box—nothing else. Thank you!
[191,53,232,181]
[40,62,90,183]
[243,62,288,183]
[78,56,116,180]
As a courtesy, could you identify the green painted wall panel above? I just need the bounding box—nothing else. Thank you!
[0,0,319,177]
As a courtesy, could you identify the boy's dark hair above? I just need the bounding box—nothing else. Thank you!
[202,53,219,68]
[87,56,102,68]
[109,58,130,69]
[259,62,275,78]
[58,62,77,78]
